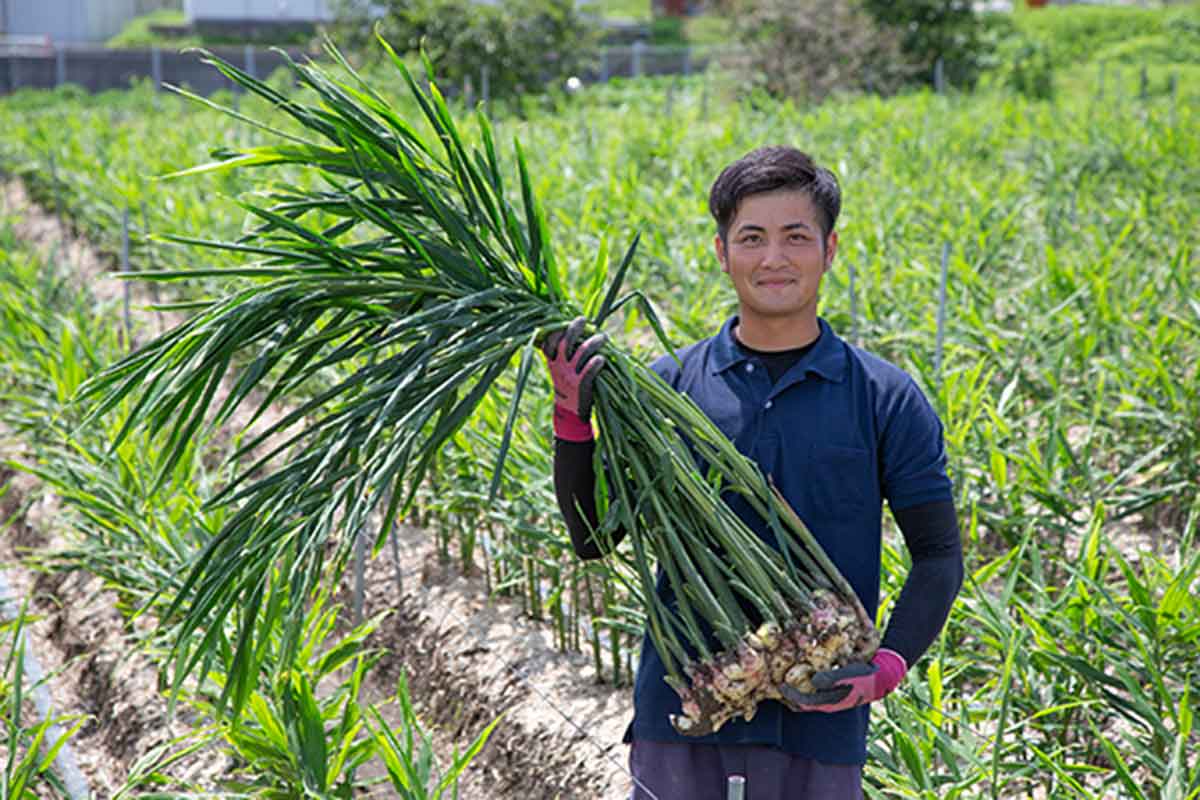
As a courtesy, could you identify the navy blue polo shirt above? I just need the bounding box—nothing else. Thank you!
[625,316,953,765]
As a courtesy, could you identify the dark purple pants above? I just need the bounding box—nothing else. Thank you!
[629,740,863,800]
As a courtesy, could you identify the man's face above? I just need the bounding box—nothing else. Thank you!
[714,189,837,329]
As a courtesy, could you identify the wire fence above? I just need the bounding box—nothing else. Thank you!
[0,39,1103,103]
[0,42,729,96]
[0,42,304,95]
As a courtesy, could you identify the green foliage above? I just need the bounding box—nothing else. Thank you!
[859,0,996,87]
[683,13,732,46]
[871,505,1200,796]
[984,28,1056,100]
[106,8,316,49]
[1093,16,1200,66]
[371,673,503,799]
[591,0,651,22]
[1012,3,1200,67]
[106,9,193,48]
[979,4,1200,100]
[648,14,685,45]
[339,0,600,98]
[193,604,385,796]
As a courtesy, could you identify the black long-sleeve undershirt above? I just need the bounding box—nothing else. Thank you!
[878,501,963,666]
[553,437,621,560]
[552,437,963,668]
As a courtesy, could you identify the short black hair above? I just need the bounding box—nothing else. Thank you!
[708,146,841,242]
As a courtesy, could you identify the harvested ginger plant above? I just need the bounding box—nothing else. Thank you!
[79,38,879,732]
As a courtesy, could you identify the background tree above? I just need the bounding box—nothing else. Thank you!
[333,0,600,99]
[859,0,996,88]
[728,0,911,104]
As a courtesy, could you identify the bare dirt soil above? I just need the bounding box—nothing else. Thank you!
[0,461,232,795]
[351,524,634,799]
[0,179,636,798]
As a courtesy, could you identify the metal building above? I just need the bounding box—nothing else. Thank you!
[0,0,141,44]
[184,0,333,23]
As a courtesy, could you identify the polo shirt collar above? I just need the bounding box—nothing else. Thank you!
[711,316,847,384]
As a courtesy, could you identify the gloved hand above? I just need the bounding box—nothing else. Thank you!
[541,317,607,442]
[779,648,907,713]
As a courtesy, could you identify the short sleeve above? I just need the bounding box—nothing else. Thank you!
[649,352,682,389]
[879,376,954,511]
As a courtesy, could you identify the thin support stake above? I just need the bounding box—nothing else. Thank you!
[848,258,859,346]
[632,41,644,78]
[479,526,492,596]
[1170,72,1177,128]
[935,241,950,376]
[388,520,403,595]
[934,57,945,94]
[139,200,164,332]
[353,523,367,624]
[151,46,162,91]
[48,153,64,232]
[55,46,66,87]
[121,207,132,348]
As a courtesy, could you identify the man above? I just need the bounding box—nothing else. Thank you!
[543,146,963,799]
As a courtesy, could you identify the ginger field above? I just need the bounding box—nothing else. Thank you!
[0,34,1198,799]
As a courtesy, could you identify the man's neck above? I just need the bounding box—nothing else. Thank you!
[733,314,820,352]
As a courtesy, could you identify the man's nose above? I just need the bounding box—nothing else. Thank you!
[761,239,789,267]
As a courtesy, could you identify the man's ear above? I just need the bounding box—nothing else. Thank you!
[823,230,838,273]
[714,234,729,274]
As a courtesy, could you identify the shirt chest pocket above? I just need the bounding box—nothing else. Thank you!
[777,441,876,520]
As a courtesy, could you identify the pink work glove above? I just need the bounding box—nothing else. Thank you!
[541,317,607,442]
[780,648,907,713]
